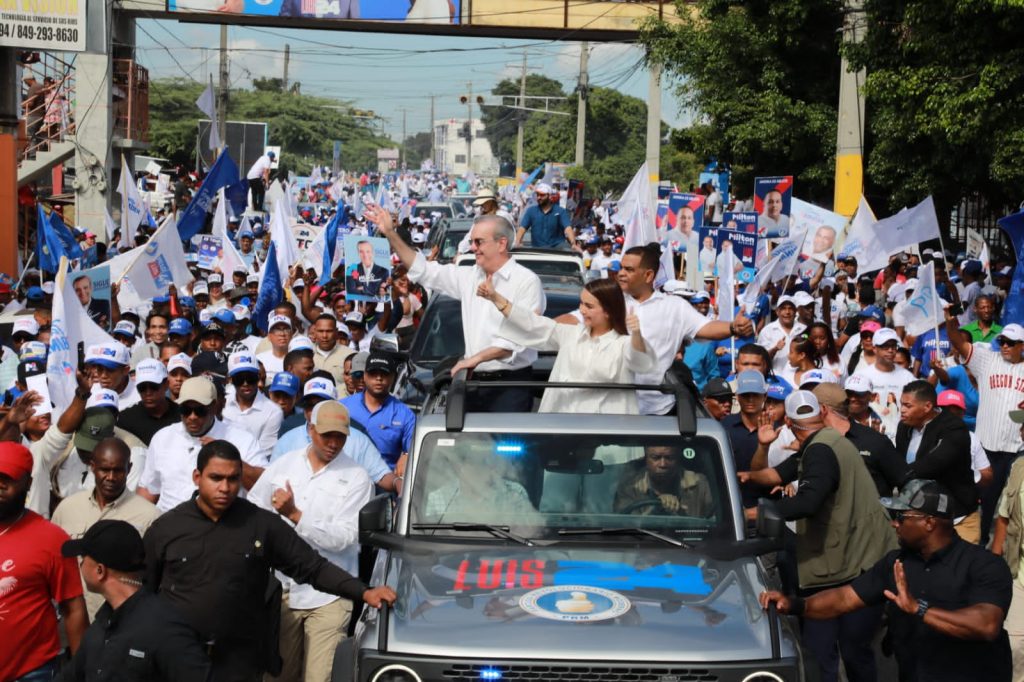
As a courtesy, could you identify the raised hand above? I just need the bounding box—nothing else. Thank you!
[626,307,641,335]
[884,560,919,615]
[364,204,393,234]
[7,391,42,425]
[476,274,497,302]
[757,409,783,446]
[732,310,754,337]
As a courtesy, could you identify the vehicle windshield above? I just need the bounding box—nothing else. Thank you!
[440,230,469,262]
[410,432,733,541]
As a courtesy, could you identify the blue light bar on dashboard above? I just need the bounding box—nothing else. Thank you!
[495,444,523,454]
[479,668,503,681]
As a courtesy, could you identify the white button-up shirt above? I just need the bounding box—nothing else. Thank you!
[139,420,261,513]
[249,447,372,609]
[223,391,284,463]
[407,252,544,372]
[757,319,808,375]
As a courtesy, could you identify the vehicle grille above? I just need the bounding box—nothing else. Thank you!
[441,664,720,681]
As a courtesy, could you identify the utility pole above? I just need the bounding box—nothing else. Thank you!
[645,63,661,201]
[516,50,527,178]
[283,43,290,92]
[833,0,866,217]
[218,25,229,150]
[429,95,436,168]
[401,108,407,170]
[574,42,589,167]
[465,81,473,173]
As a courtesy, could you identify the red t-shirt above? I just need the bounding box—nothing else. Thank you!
[0,510,83,680]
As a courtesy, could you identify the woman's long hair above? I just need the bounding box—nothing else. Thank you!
[809,322,841,365]
[584,277,628,336]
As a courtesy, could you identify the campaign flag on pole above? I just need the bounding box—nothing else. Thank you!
[309,165,323,186]
[118,154,145,251]
[178,150,240,241]
[269,200,300,278]
[46,258,116,413]
[123,221,194,300]
[837,196,881,271]
[47,208,83,260]
[224,178,249,218]
[520,164,545,194]
[211,190,247,276]
[742,249,783,314]
[998,209,1024,325]
[253,241,282,333]
[104,207,118,243]
[718,247,735,323]
[195,76,222,151]
[903,261,942,337]
[621,163,673,286]
[873,196,941,257]
[769,227,808,283]
[320,208,341,286]
[36,204,67,273]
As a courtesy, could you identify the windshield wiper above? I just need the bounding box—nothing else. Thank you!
[557,527,691,548]
[412,522,535,546]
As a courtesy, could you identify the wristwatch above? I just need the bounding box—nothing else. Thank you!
[916,599,930,619]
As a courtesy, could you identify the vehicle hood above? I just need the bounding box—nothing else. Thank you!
[382,546,784,661]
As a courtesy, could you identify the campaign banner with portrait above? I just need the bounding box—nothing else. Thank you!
[168,0,461,25]
[790,198,846,281]
[657,185,673,200]
[75,265,112,330]
[344,235,391,303]
[698,171,730,208]
[754,176,794,239]
[197,235,223,271]
[666,193,705,244]
[721,211,757,233]
[697,227,758,284]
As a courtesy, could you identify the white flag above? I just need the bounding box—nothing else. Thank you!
[873,196,941,259]
[769,227,808,283]
[269,200,299,279]
[742,249,784,314]
[118,154,145,250]
[196,77,222,152]
[123,220,194,300]
[211,190,247,275]
[718,252,735,323]
[46,259,116,413]
[309,165,323,186]
[837,196,883,271]
[103,207,118,243]
[620,163,673,285]
[903,261,941,337]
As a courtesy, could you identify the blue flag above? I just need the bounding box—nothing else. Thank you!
[520,164,545,194]
[178,151,240,241]
[253,241,282,333]
[47,209,83,259]
[320,205,341,287]
[225,178,249,218]
[35,204,67,273]
[998,209,1024,325]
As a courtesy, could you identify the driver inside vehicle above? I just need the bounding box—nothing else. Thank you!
[614,445,714,517]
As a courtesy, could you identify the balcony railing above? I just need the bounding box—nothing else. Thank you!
[18,51,76,162]
[113,59,149,143]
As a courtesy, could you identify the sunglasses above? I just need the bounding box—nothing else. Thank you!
[231,374,259,387]
[891,511,928,524]
[997,337,1022,347]
[181,405,210,418]
[470,237,495,248]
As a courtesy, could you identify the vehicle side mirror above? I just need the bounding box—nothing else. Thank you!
[370,333,401,354]
[359,494,392,545]
[756,499,785,541]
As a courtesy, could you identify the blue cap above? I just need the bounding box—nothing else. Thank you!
[268,371,299,396]
[238,229,254,239]
[214,309,236,325]
[766,376,794,402]
[735,370,767,395]
[179,296,195,309]
[689,291,710,303]
[169,318,193,336]
[26,286,44,300]
[859,305,885,324]
[609,260,622,272]
[153,295,170,304]
[963,259,983,275]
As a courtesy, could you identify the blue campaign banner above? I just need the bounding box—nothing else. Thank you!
[698,171,730,208]
[753,175,794,239]
[722,211,757,234]
[168,0,461,23]
[697,226,758,283]
[997,210,1024,325]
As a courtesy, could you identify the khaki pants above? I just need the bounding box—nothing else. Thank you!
[1005,580,1024,681]
[266,595,353,682]
[954,510,981,544]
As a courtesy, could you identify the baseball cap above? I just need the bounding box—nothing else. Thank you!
[535,182,553,195]
[17,359,45,384]
[135,359,168,386]
[112,320,137,339]
[812,383,848,412]
[74,407,116,452]
[310,400,350,436]
[41,281,54,295]
[689,291,711,303]
[268,314,293,330]
[190,351,228,377]
[176,377,217,405]
[12,317,40,338]
[167,353,193,375]
[246,274,260,286]
[999,324,1024,343]
[214,309,236,326]
[784,390,821,420]
[266,150,275,159]
[791,291,815,308]
[192,281,210,296]
[365,353,394,375]
[701,377,734,400]
[208,273,223,285]
[201,321,226,338]
[962,260,983,275]
[169,318,193,336]
[26,286,44,302]
[227,352,259,377]
[231,304,250,321]
[84,343,130,369]
[288,336,315,352]
[198,309,213,326]
[872,328,902,347]
[61,520,146,572]
[86,388,119,411]
[473,189,498,206]
[860,305,885,324]
[775,295,796,309]
[0,442,33,480]
[766,376,794,402]
[887,282,908,303]
[350,351,369,375]
[881,479,954,519]
[412,232,426,244]
[799,369,837,388]
[269,372,300,396]
[19,341,47,362]
[859,320,882,334]
[937,389,967,410]
[302,377,336,402]
[735,370,767,395]
[844,374,873,394]
[344,311,365,326]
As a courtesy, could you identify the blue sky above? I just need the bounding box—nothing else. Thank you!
[134,19,691,144]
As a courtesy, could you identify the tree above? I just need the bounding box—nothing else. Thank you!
[402,131,432,168]
[639,0,845,203]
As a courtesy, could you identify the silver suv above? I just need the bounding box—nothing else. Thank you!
[338,376,803,682]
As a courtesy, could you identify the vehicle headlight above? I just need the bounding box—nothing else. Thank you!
[370,664,422,682]
[741,672,786,682]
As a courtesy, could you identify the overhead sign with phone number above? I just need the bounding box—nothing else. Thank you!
[0,0,86,51]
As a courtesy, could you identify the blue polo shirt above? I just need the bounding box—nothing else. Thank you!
[519,203,571,248]
[341,392,415,469]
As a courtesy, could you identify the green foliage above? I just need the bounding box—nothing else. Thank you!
[402,131,432,168]
[148,78,393,174]
[639,0,845,203]
[844,0,1024,217]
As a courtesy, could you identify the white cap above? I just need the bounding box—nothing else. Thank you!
[302,377,336,401]
[845,374,873,393]
[1002,324,1024,343]
[84,343,131,368]
[208,273,223,285]
[662,280,688,295]
[231,304,250,320]
[86,388,119,411]
[41,281,55,295]
[344,311,364,325]
[246,274,260,285]
[192,281,209,296]
[785,390,821,420]
[903,278,919,292]
[288,335,314,352]
[135,358,168,385]
[199,309,213,324]
[535,182,553,195]
[167,353,193,375]
[872,328,902,347]
[12,317,40,337]
[112,320,137,338]
[887,282,908,303]
[799,369,837,386]
[792,291,815,307]
[268,314,292,330]
[227,351,259,377]
[776,295,796,309]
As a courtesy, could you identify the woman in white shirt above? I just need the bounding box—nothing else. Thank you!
[477,277,657,414]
